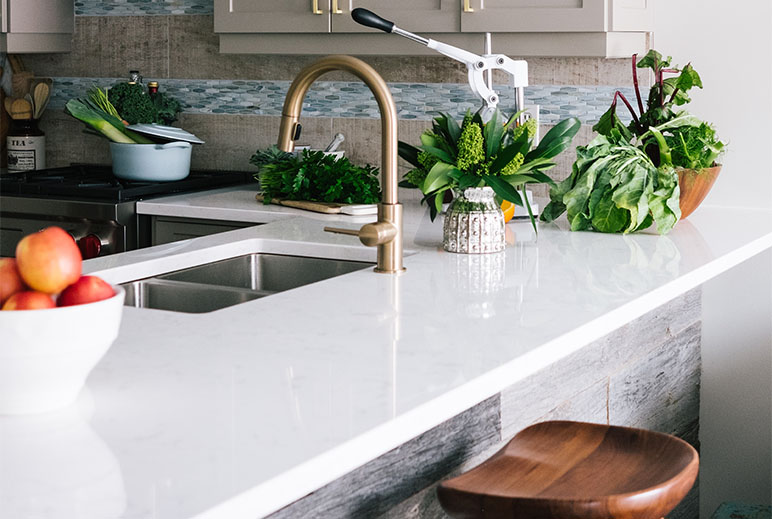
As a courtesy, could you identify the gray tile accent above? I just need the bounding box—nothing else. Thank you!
[75,0,213,16]
[50,77,635,124]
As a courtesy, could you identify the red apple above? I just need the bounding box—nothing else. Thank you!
[2,291,56,310]
[16,227,82,294]
[57,275,115,307]
[0,258,26,305]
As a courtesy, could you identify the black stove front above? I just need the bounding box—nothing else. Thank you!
[0,165,251,202]
[0,165,253,258]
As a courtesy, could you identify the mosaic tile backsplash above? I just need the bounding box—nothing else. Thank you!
[76,0,213,16]
[51,78,634,125]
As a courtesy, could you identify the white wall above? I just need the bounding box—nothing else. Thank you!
[653,1,772,516]
[652,0,772,210]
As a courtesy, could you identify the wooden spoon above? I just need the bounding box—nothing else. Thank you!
[10,98,32,120]
[4,97,13,116]
[32,82,50,119]
[12,71,33,98]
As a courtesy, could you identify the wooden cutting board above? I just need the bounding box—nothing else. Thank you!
[255,194,376,215]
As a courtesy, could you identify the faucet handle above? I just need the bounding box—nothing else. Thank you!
[324,222,397,247]
[324,226,360,237]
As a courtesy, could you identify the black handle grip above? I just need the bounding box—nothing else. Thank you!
[351,8,394,33]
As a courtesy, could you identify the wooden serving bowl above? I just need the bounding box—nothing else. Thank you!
[678,165,721,220]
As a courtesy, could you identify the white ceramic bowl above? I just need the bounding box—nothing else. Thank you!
[0,287,125,415]
[110,141,192,182]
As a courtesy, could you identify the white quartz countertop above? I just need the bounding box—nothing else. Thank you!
[4,202,772,519]
[136,185,377,224]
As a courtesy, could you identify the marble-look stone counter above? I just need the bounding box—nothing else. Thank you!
[3,203,772,519]
[135,184,379,225]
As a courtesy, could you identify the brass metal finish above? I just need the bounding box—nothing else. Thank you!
[463,0,475,12]
[324,226,359,237]
[312,0,323,15]
[331,0,343,14]
[278,55,404,274]
[324,221,397,248]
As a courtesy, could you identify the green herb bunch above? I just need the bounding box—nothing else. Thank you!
[399,108,580,228]
[251,147,381,205]
[593,49,725,170]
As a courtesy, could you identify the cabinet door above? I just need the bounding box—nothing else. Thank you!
[1,0,73,53]
[151,216,253,246]
[332,0,459,33]
[461,0,608,33]
[214,0,331,34]
[2,0,72,34]
[610,0,652,32]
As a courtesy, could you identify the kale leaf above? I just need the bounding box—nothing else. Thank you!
[108,82,157,125]
[541,132,681,235]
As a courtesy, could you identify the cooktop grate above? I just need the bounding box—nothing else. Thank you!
[0,165,252,202]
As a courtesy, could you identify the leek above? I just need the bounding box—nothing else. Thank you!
[87,87,122,120]
[65,99,153,144]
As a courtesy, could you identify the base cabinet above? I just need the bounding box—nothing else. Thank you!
[150,216,256,246]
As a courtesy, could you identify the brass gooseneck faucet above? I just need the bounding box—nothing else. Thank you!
[277,55,404,274]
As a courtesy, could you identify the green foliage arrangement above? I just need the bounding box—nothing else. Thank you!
[399,108,581,228]
[251,147,381,205]
[541,50,726,235]
[592,49,725,171]
[108,82,182,125]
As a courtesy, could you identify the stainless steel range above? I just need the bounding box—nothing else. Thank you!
[0,165,251,258]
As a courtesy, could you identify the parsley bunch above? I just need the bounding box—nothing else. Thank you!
[251,147,381,205]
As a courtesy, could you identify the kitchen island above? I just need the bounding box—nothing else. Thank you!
[3,202,771,519]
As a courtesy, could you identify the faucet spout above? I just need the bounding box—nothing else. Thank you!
[277,55,404,273]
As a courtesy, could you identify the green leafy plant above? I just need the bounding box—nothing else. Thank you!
[399,109,581,229]
[593,49,725,170]
[541,50,726,235]
[108,82,157,125]
[107,82,183,125]
[540,129,680,234]
[152,92,183,125]
[251,147,381,205]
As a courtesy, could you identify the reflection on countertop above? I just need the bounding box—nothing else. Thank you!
[0,390,126,518]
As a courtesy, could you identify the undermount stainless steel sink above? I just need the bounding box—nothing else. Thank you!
[122,253,373,313]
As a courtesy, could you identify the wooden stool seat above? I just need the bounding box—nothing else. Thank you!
[437,421,699,519]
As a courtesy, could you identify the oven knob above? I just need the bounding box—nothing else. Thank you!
[78,234,103,259]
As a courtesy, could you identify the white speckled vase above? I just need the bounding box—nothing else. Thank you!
[443,186,505,254]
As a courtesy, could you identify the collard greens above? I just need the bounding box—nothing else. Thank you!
[541,132,681,234]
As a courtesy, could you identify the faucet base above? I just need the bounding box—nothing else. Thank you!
[374,203,405,274]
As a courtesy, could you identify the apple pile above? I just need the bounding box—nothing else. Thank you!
[0,227,115,311]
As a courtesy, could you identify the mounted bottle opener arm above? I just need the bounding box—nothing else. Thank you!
[351,8,528,121]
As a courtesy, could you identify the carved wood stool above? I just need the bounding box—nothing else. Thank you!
[437,421,699,519]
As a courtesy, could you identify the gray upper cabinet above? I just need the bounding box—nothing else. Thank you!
[0,0,74,53]
[332,1,460,33]
[215,0,652,58]
[213,0,331,34]
[461,0,652,33]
